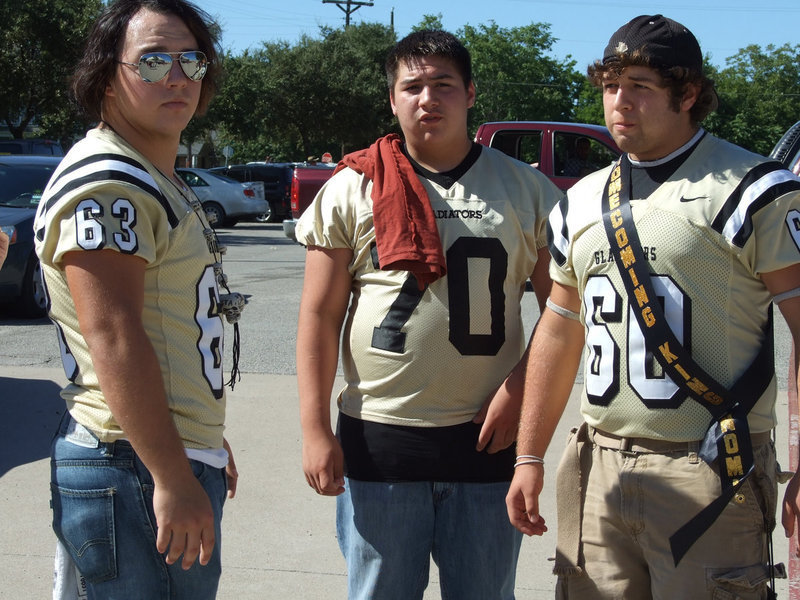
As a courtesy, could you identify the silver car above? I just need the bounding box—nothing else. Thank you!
[176,168,267,228]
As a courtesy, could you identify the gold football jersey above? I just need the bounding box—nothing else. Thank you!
[549,133,800,441]
[34,129,226,449]
[297,146,561,426]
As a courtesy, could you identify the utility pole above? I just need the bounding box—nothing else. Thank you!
[322,0,374,28]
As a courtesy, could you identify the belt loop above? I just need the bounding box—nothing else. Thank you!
[687,439,700,464]
[620,437,631,452]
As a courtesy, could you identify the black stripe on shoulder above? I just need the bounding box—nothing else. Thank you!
[547,195,569,266]
[52,153,147,183]
[45,153,180,228]
[711,161,800,247]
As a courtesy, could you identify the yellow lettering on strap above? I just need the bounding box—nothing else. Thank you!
[619,246,635,267]
[615,226,628,247]
[725,455,744,477]
[686,377,709,396]
[659,342,678,363]
[633,285,649,307]
[724,433,740,454]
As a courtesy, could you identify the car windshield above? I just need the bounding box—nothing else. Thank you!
[0,163,57,208]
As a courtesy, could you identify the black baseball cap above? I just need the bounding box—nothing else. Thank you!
[603,15,703,71]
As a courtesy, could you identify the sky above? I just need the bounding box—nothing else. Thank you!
[196,0,798,70]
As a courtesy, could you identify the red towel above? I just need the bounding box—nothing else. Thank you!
[335,134,446,287]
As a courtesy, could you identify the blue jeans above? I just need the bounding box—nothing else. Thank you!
[336,478,522,600]
[50,418,227,600]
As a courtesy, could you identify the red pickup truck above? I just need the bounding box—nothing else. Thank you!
[283,121,620,240]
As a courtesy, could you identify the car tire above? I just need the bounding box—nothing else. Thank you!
[770,121,800,168]
[20,253,47,318]
[203,202,226,229]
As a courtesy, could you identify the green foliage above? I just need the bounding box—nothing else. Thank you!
[413,14,444,32]
[0,0,102,140]
[210,23,396,163]
[704,44,800,155]
[460,21,581,130]
[573,79,605,125]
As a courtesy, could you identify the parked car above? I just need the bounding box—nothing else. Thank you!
[473,121,621,191]
[209,162,293,223]
[282,163,337,241]
[176,168,267,228]
[0,138,64,157]
[283,121,621,241]
[0,155,61,317]
[770,121,800,175]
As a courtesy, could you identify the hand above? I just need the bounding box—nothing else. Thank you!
[223,437,238,499]
[782,470,800,551]
[506,463,548,536]
[302,428,345,496]
[473,381,522,454]
[153,474,216,570]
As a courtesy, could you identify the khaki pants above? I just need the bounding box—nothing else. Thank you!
[555,425,778,600]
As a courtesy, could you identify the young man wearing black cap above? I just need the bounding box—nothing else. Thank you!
[506,14,800,598]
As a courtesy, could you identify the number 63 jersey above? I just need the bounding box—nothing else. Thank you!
[549,133,800,442]
[33,128,226,449]
[297,146,561,427]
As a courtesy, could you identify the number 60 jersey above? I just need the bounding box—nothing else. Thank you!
[549,132,800,442]
[297,145,561,428]
[34,128,226,450]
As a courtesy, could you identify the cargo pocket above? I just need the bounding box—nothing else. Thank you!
[51,483,117,583]
[709,563,769,600]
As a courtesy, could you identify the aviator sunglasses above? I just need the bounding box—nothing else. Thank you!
[118,51,208,83]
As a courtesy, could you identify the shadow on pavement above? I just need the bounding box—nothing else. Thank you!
[0,376,64,477]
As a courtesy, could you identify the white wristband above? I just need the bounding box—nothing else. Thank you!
[546,297,580,321]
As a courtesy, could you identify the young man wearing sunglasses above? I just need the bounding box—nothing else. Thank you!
[34,1,240,597]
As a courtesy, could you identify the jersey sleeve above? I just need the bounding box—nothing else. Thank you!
[532,171,563,252]
[742,176,800,276]
[295,168,370,250]
[39,180,169,269]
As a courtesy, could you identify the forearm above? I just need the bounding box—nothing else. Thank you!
[297,245,352,436]
[87,321,193,484]
[297,305,346,437]
[516,308,584,457]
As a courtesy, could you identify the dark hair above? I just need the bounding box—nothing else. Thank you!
[72,0,220,121]
[587,52,718,124]
[385,30,472,90]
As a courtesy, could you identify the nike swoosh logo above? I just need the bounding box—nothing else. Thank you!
[679,195,708,202]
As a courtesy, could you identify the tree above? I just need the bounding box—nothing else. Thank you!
[704,43,800,155]
[0,0,102,139]
[213,23,395,162]
[458,22,581,131]
[412,14,444,32]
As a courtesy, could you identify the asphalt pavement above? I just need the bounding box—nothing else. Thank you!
[0,223,793,599]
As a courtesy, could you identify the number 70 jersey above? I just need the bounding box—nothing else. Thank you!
[297,147,561,428]
[548,133,800,442]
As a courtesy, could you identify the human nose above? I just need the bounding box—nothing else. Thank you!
[611,85,632,111]
[419,84,438,108]
[166,58,188,86]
